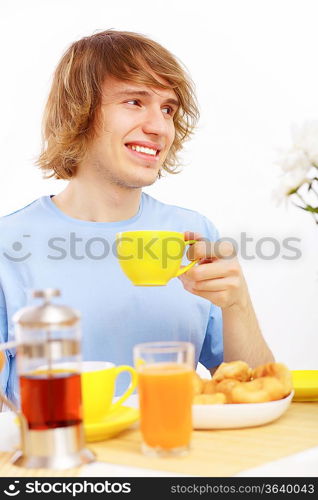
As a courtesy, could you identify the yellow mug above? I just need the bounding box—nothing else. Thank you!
[115,230,199,286]
[81,361,137,424]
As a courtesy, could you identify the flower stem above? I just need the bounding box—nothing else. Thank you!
[295,193,318,224]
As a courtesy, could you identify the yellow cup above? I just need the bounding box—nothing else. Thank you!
[116,230,199,286]
[81,361,137,424]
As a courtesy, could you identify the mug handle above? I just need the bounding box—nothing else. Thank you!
[174,239,200,277]
[110,365,138,412]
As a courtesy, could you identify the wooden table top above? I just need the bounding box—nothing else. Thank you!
[1,402,317,477]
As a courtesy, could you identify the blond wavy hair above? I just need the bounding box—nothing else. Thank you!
[36,30,200,179]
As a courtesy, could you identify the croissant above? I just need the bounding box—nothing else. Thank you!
[193,361,293,404]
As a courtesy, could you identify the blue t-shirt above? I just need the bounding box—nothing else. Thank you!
[0,193,223,404]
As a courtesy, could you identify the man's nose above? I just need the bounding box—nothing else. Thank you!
[142,107,168,136]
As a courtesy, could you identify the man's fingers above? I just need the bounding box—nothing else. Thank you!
[187,241,214,261]
[187,240,237,261]
[198,258,214,265]
[182,260,236,281]
[183,277,230,292]
[184,231,205,242]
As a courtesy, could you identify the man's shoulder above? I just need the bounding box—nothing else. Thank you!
[0,198,44,228]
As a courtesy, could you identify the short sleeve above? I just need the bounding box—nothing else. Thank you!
[198,215,224,369]
[0,283,10,400]
[0,275,19,409]
[199,303,223,368]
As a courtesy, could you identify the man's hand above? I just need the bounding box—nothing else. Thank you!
[179,231,275,366]
[178,231,248,310]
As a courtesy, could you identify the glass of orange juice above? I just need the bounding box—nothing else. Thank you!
[133,341,195,457]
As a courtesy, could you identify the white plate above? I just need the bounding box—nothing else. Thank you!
[192,391,294,429]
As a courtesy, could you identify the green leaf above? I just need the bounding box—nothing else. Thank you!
[287,186,301,195]
[297,205,318,213]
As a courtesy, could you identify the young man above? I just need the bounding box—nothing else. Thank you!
[0,30,274,405]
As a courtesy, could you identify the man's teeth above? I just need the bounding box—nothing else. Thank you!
[128,144,157,156]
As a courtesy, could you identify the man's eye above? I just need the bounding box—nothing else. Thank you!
[162,106,174,115]
[125,101,174,115]
[126,99,140,106]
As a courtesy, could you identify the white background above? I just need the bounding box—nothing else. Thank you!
[0,0,317,373]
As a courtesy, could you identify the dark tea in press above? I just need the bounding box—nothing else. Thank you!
[20,370,82,430]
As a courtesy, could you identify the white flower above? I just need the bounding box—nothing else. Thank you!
[272,168,308,206]
[273,121,318,220]
[275,147,311,174]
[291,120,318,165]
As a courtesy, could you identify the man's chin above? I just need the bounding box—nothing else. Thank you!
[123,170,160,189]
[125,179,157,189]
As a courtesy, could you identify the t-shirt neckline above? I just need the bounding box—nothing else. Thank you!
[40,193,144,228]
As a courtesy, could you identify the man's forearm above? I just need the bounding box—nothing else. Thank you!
[222,293,275,368]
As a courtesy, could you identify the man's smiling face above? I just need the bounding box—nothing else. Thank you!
[84,77,179,189]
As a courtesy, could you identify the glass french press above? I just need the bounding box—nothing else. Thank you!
[0,289,95,469]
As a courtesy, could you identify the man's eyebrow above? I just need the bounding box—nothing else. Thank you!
[113,89,179,107]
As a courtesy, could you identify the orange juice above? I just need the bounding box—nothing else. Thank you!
[138,363,193,449]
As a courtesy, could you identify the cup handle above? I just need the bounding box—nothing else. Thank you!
[174,239,200,277]
[110,365,138,412]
